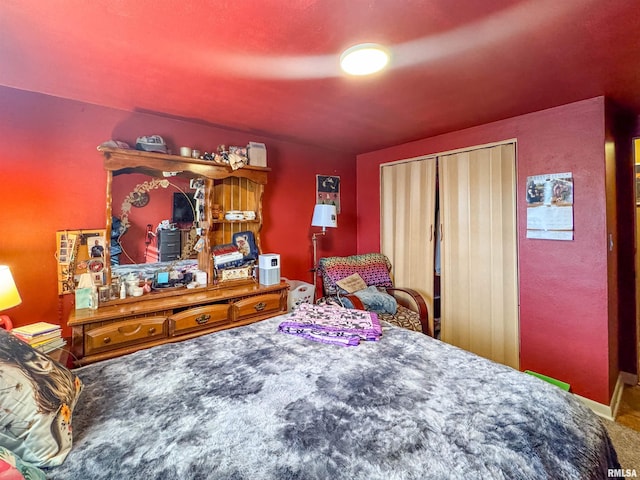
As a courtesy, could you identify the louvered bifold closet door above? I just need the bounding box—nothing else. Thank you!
[439,143,519,369]
[380,157,436,334]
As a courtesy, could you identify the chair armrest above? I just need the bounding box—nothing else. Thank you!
[385,287,431,336]
[343,294,365,310]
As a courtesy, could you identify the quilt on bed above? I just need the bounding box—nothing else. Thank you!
[47,314,618,479]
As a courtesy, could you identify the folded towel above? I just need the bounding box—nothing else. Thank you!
[278,302,381,346]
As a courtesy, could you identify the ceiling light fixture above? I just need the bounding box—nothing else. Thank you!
[340,43,390,76]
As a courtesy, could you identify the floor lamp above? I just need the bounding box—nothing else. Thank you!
[311,204,337,299]
[0,265,22,330]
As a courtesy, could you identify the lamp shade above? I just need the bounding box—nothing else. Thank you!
[311,204,337,229]
[0,266,22,311]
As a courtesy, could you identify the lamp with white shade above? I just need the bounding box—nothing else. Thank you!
[311,204,337,298]
[0,265,22,330]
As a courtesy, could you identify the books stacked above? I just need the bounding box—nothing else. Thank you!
[212,243,244,269]
[12,322,65,354]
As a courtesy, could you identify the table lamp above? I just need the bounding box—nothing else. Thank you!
[0,265,22,330]
[311,204,338,297]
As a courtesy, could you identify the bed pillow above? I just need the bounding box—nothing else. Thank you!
[0,447,45,480]
[0,329,82,468]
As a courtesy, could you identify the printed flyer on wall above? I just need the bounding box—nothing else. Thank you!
[526,172,574,240]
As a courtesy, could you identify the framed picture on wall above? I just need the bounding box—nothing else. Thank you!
[316,175,341,213]
[636,164,640,205]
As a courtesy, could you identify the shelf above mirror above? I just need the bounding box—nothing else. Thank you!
[99,146,270,184]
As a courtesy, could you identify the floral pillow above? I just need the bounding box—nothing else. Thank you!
[0,447,45,480]
[0,329,82,468]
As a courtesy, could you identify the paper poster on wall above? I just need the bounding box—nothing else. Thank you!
[316,175,341,213]
[526,172,574,240]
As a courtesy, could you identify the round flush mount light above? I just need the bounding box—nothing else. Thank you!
[340,43,390,76]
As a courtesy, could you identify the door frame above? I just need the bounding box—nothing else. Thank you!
[634,137,640,382]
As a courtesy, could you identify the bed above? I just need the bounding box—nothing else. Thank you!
[39,310,617,479]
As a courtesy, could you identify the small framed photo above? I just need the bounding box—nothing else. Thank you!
[232,231,258,261]
[88,236,106,258]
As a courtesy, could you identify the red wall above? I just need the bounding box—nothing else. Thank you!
[0,86,357,334]
[1,85,633,405]
[356,97,626,405]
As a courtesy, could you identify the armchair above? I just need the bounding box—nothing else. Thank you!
[317,253,431,336]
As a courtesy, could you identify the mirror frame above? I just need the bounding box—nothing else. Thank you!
[100,146,269,288]
[113,174,197,265]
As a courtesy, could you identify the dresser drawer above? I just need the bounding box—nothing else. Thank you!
[230,293,283,320]
[159,242,181,254]
[160,229,180,239]
[159,230,181,254]
[169,304,230,336]
[160,230,180,241]
[85,316,167,355]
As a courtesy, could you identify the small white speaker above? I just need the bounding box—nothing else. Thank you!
[258,254,280,286]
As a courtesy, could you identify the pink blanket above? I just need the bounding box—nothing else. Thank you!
[278,302,382,346]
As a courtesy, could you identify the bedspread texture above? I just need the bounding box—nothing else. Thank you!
[47,316,618,480]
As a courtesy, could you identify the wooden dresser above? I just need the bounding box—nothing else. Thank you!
[68,281,288,365]
[67,146,287,366]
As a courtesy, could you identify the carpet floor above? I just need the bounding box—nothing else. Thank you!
[616,384,640,432]
[605,384,640,472]
[603,419,640,471]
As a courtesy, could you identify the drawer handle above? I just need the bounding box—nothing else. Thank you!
[196,314,211,325]
[148,327,156,335]
[103,337,111,344]
[254,302,267,312]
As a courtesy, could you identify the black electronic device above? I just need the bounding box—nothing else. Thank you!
[172,192,196,223]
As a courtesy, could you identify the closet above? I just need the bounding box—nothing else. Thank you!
[381,142,519,369]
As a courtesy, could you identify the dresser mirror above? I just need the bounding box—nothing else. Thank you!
[100,145,270,291]
[110,171,200,265]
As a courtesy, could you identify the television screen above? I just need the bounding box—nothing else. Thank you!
[172,192,195,223]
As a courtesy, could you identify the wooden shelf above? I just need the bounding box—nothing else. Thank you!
[99,146,270,184]
[212,219,260,224]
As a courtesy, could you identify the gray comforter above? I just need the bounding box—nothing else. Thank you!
[48,315,618,479]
